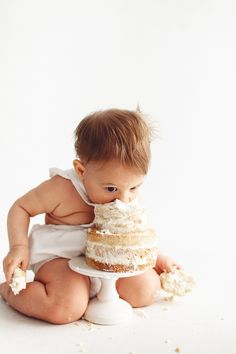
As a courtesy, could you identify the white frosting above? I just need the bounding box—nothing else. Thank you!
[93,199,147,234]
[10,267,26,295]
[86,242,158,268]
[160,268,195,296]
[86,240,157,250]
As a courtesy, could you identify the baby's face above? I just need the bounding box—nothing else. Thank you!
[74,159,145,204]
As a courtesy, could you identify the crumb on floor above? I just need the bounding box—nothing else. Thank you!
[133,309,149,318]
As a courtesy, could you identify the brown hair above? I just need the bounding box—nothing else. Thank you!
[74,108,153,174]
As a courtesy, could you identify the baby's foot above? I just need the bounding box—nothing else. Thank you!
[0,282,10,301]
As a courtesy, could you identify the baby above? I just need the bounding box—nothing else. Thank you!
[1,108,180,324]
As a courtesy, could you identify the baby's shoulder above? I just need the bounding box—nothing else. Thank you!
[36,174,87,209]
[47,175,91,213]
[49,174,77,194]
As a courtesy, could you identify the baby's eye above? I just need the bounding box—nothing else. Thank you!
[105,186,118,192]
[130,186,137,191]
[130,183,142,191]
[130,185,140,191]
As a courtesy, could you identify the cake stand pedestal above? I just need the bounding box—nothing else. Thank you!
[69,257,143,325]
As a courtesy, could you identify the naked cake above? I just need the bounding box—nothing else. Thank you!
[85,199,158,272]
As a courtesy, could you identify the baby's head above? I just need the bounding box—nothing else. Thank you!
[73,108,153,204]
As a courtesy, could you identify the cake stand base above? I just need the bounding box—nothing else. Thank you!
[85,297,132,325]
[69,257,143,325]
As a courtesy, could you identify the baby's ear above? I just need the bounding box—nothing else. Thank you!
[73,159,85,180]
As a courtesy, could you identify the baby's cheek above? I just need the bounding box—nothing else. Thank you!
[131,191,139,201]
[90,193,114,204]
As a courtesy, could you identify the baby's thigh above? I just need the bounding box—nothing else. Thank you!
[35,258,90,321]
[116,269,161,308]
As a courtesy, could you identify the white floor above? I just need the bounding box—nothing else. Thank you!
[0,249,235,354]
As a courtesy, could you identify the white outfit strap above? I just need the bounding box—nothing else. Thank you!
[49,167,95,206]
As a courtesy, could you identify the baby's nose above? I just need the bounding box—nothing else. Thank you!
[117,192,131,204]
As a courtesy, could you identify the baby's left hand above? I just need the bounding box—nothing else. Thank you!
[155,253,182,274]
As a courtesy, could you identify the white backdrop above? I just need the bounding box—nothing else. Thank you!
[0,0,235,265]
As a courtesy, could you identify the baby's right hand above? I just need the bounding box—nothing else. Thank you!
[3,245,29,284]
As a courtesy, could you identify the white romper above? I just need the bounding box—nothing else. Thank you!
[28,167,101,297]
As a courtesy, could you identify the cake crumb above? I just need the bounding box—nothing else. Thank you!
[164,295,175,302]
[86,321,94,330]
[162,307,169,311]
[164,339,170,344]
[134,309,149,318]
[76,343,85,352]
[175,347,181,352]
[74,320,95,331]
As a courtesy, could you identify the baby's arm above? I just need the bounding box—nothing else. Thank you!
[3,177,64,283]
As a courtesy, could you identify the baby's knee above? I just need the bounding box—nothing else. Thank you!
[117,269,161,308]
[45,298,88,325]
[134,271,161,307]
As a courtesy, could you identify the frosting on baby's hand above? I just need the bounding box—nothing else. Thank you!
[9,267,27,295]
[160,267,195,296]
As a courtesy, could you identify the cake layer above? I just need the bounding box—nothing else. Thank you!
[87,228,157,246]
[85,257,157,273]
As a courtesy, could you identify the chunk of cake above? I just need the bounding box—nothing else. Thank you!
[160,267,195,296]
[85,199,158,272]
[10,267,27,295]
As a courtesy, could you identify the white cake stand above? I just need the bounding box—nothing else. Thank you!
[69,257,143,325]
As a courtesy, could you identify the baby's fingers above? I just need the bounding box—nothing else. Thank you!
[3,259,18,284]
[21,258,29,272]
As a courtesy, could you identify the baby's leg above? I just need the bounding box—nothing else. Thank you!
[0,258,90,324]
[116,269,161,307]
